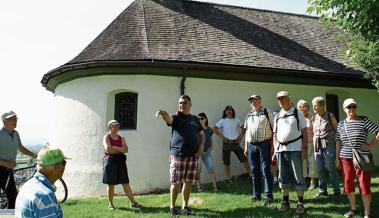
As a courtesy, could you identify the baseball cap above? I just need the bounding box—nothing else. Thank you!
[277,91,289,98]
[1,111,17,122]
[37,148,70,167]
[108,120,120,128]
[248,95,261,101]
[343,98,357,108]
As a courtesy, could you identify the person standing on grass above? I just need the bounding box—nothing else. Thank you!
[296,100,318,190]
[311,96,341,198]
[336,98,379,218]
[102,120,143,210]
[196,112,218,192]
[243,95,274,206]
[15,147,69,218]
[273,91,308,215]
[213,105,251,184]
[156,95,205,216]
[0,111,37,209]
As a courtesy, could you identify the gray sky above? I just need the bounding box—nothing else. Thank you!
[0,0,311,145]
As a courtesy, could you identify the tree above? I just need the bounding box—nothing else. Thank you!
[307,0,379,89]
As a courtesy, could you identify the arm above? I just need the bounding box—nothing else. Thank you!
[237,127,246,144]
[155,109,173,125]
[244,139,248,157]
[331,115,338,132]
[301,127,308,160]
[272,133,278,161]
[18,145,37,158]
[213,125,228,142]
[336,139,341,169]
[103,136,119,154]
[0,159,16,169]
[112,137,128,154]
[197,130,205,156]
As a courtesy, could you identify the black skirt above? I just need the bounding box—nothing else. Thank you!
[102,154,129,185]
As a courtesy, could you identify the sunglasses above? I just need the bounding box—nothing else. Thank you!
[198,117,205,120]
[346,105,357,109]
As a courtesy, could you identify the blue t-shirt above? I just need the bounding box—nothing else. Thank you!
[168,113,203,157]
[203,127,213,152]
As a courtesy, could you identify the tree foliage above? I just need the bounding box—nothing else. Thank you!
[307,0,379,89]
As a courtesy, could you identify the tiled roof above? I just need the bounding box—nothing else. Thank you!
[42,0,367,90]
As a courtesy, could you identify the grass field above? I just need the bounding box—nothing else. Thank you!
[61,170,379,218]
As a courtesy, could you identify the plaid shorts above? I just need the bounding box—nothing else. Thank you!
[169,155,198,184]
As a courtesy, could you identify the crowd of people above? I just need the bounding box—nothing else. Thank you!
[1,90,378,218]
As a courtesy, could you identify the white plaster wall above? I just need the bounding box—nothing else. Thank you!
[50,74,379,198]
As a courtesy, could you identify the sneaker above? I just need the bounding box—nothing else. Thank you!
[343,209,356,218]
[197,187,203,192]
[170,207,179,216]
[263,197,273,206]
[251,196,262,203]
[314,191,328,199]
[181,207,192,215]
[108,204,115,210]
[213,187,219,192]
[295,203,305,214]
[131,202,143,209]
[278,201,290,212]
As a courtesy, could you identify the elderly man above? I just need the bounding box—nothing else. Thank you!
[0,111,37,209]
[243,95,274,205]
[15,147,69,218]
[156,95,205,216]
[273,91,308,214]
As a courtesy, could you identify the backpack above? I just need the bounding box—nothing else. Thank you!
[262,108,273,131]
[274,108,300,132]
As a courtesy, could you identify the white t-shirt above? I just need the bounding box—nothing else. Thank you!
[215,118,242,140]
[274,107,307,152]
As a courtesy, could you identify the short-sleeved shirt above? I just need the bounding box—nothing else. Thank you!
[168,113,203,157]
[313,112,335,138]
[274,107,307,152]
[203,127,213,152]
[15,172,63,218]
[244,107,273,143]
[0,127,22,162]
[215,118,242,140]
[336,116,379,159]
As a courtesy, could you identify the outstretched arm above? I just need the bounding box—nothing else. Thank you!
[156,109,173,125]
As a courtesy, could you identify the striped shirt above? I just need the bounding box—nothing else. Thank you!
[244,107,273,143]
[15,172,63,218]
[336,116,379,159]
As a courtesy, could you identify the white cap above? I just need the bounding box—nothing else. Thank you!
[1,111,17,122]
[107,120,120,128]
[277,91,289,98]
[343,98,357,108]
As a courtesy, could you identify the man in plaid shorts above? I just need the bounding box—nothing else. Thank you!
[156,95,205,216]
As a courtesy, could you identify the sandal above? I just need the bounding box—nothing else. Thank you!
[343,209,356,218]
[131,202,143,209]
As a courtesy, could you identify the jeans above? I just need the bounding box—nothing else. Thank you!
[278,151,306,191]
[315,144,340,194]
[198,150,214,173]
[247,140,273,198]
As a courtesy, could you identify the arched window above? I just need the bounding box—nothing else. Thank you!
[114,92,138,129]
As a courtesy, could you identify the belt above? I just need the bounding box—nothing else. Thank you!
[248,139,270,145]
[225,140,238,144]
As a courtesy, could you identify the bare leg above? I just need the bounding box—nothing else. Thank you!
[182,182,192,208]
[224,164,231,179]
[209,172,217,190]
[107,185,115,207]
[362,194,371,217]
[346,192,357,211]
[243,161,252,177]
[170,184,180,209]
[282,187,289,197]
[122,183,137,204]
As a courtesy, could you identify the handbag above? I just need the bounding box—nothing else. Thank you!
[344,121,375,172]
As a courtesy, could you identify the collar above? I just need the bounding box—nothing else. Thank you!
[34,172,56,192]
[280,107,294,115]
[248,107,264,116]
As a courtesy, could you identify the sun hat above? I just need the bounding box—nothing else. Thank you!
[108,120,120,128]
[1,111,17,122]
[37,147,70,166]
[276,91,289,98]
[248,95,261,101]
[343,98,357,109]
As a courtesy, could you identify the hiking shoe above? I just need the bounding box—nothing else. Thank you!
[295,203,305,214]
[181,207,192,215]
[343,209,356,218]
[251,196,262,203]
[170,207,179,216]
[131,202,143,209]
[314,191,328,199]
[263,197,273,206]
[278,201,290,212]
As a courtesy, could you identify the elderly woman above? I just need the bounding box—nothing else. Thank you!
[103,120,142,210]
[311,97,340,198]
[336,98,379,218]
[297,100,317,189]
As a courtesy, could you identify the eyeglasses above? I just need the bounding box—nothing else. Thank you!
[198,117,205,120]
[346,105,357,109]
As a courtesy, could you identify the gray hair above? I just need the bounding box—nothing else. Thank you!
[297,100,310,111]
[312,96,326,108]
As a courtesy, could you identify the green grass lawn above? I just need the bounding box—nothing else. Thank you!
[62,170,379,218]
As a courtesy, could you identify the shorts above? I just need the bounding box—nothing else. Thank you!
[198,150,214,173]
[170,155,198,184]
[340,158,371,195]
[102,154,129,185]
[222,141,246,165]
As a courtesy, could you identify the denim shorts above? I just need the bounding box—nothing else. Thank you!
[277,151,305,191]
[198,150,214,173]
